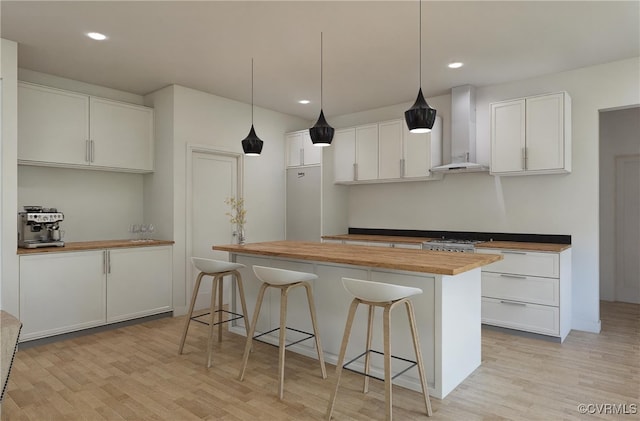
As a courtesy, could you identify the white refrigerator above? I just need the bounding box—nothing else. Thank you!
[286,166,321,241]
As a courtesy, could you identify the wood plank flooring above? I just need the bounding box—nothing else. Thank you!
[2,301,638,420]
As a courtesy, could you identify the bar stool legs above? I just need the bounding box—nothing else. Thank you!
[239,277,327,400]
[179,260,250,368]
[326,293,433,421]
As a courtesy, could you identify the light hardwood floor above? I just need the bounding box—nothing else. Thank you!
[2,301,638,420]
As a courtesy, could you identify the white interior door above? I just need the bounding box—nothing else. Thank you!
[189,150,240,310]
[615,155,640,303]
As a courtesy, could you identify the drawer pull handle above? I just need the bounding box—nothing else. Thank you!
[499,274,527,279]
[501,251,527,255]
[500,300,527,306]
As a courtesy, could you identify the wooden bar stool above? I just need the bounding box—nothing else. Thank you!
[178,257,250,368]
[238,265,327,399]
[326,277,432,421]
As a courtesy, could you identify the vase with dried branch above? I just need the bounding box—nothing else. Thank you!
[225,197,247,245]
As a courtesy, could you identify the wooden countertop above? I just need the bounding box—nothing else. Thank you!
[324,234,571,253]
[214,241,502,276]
[475,241,571,253]
[322,234,433,244]
[17,239,174,255]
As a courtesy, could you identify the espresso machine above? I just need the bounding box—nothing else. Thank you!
[18,206,65,248]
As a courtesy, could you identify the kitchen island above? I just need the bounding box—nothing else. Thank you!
[214,241,501,399]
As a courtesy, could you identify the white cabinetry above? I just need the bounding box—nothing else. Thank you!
[355,124,379,181]
[19,246,173,342]
[403,116,443,178]
[89,97,154,171]
[378,120,403,179]
[18,81,154,173]
[477,247,571,341]
[106,246,172,323]
[334,117,442,184]
[333,128,356,183]
[18,82,89,166]
[491,92,571,175]
[285,130,322,167]
[19,251,106,341]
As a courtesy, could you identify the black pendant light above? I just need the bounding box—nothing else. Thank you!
[404,0,436,133]
[241,58,264,156]
[309,32,334,147]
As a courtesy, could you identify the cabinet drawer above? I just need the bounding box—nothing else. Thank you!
[482,297,559,336]
[482,272,559,306]
[477,249,559,278]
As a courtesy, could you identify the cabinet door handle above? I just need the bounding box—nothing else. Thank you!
[500,300,527,306]
[400,159,405,177]
[501,251,527,255]
[499,274,527,279]
[300,148,304,166]
[107,250,111,274]
[90,140,95,163]
[522,147,526,170]
[353,163,358,181]
[103,250,107,274]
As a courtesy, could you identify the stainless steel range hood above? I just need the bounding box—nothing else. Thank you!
[431,85,489,173]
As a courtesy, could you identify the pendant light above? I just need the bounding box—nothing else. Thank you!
[309,32,334,147]
[241,58,264,156]
[404,0,436,133]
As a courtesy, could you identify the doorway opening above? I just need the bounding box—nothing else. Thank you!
[599,106,640,304]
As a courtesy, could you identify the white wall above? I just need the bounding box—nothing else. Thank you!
[337,57,640,333]
[599,106,640,301]
[145,84,309,315]
[18,166,144,241]
[1,39,19,315]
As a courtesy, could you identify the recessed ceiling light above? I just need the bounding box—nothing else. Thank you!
[448,62,464,69]
[298,100,310,104]
[87,32,107,41]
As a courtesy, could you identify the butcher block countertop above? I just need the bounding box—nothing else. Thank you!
[322,234,433,244]
[323,234,571,253]
[475,241,571,253]
[17,239,174,255]
[214,240,502,276]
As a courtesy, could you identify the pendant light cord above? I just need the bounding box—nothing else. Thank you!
[419,0,422,88]
[320,32,324,109]
[251,57,254,124]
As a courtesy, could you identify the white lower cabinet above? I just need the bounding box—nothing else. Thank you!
[477,247,571,341]
[19,251,107,341]
[107,246,172,323]
[19,246,173,342]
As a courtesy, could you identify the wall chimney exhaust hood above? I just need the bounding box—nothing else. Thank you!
[431,85,489,173]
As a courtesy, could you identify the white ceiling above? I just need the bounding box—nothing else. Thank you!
[2,1,639,121]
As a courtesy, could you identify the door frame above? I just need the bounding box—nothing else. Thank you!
[185,143,243,306]
[614,153,640,303]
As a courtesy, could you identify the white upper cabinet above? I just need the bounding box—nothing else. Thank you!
[355,124,379,181]
[285,130,322,167]
[491,92,571,175]
[90,97,154,172]
[333,128,356,183]
[378,120,403,179]
[17,81,155,173]
[403,116,443,178]
[333,117,443,184]
[18,82,90,166]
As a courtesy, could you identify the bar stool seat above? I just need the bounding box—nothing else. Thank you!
[178,257,250,368]
[239,265,327,399]
[326,277,433,421]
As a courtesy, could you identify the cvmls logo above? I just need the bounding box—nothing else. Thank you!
[297,172,305,178]
[578,403,638,415]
